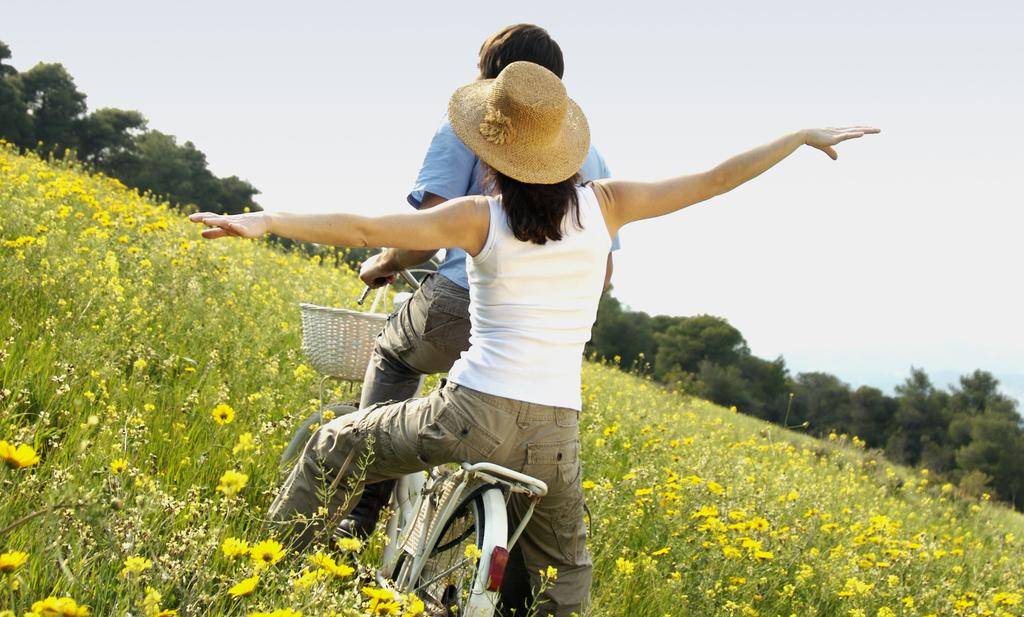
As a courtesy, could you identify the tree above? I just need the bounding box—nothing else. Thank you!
[20,62,87,151]
[789,372,853,434]
[846,385,898,448]
[948,370,1019,420]
[0,40,263,217]
[77,107,147,171]
[885,368,950,466]
[738,355,791,422]
[211,174,261,216]
[653,314,748,380]
[114,131,259,215]
[587,291,657,370]
[0,74,32,148]
[0,41,33,148]
[0,41,17,77]
[955,412,1024,508]
[697,360,757,413]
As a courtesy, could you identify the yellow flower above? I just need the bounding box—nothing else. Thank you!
[361,585,401,616]
[249,610,302,617]
[221,537,250,558]
[0,440,41,469]
[110,458,128,474]
[233,432,255,455]
[691,505,719,519]
[2,235,36,248]
[651,547,671,557]
[0,550,29,573]
[463,544,482,561]
[293,364,314,381]
[30,596,91,616]
[310,553,354,578]
[217,470,249,496]
[335,537,362,552]
[837,577,875,597]
[143,586,163,617]
[250,539,286,567]
[402,594,426,617]
[228,575,259,598]
[212,403,235,425]
[615,557,635,576]
[292,568,328,590]
[120,555,153,577]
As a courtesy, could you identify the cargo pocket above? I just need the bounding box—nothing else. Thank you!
[421,287,470,350]
[379,304,414,355]
[524,438,585,564]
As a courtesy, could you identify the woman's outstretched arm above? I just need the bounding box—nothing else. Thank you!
[188,195,491,255]
[596,127,880,234]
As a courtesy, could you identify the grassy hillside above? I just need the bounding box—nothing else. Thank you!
[2,142,1023,616]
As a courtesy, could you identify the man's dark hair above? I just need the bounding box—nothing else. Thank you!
[478,24,564,80]
[489,168,581,245]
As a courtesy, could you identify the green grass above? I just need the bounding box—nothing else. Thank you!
[2,143,1023,616]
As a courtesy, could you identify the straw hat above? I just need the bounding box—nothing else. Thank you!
[448,61,590,184]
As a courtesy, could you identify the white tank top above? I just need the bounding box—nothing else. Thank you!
[447,185,612,410]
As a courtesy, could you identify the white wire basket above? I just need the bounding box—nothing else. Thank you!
[299,302,388,382]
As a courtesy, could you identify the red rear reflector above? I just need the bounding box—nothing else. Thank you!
[486,546,510,591]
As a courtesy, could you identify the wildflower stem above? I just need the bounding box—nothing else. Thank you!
[0,501,76,536]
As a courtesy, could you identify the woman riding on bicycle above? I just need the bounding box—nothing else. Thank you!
[190,61,877,616]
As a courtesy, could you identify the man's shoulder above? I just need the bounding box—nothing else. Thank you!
[420,117,477,165]
[580,143,611,181]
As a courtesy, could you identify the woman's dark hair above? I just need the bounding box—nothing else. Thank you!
[490,168,581,245]
[478,24,564,80]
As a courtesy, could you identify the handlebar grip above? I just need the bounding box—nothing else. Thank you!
[355,270,422,305]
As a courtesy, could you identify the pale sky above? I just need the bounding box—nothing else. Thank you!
[5,0,1023,398]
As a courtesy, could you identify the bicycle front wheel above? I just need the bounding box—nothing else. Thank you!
[395,487,508,617]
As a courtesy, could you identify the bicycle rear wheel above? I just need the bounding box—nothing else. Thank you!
[395,487,508,617]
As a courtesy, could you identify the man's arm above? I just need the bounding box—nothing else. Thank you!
[359,192,447,287]
[598,127,879,234]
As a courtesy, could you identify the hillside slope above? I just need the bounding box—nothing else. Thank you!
[2,144,1022,616]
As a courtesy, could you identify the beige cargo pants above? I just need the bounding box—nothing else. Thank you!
[269,380,591,617]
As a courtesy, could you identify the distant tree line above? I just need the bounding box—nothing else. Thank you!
[0,40,259,215]
[588,291,1024,510]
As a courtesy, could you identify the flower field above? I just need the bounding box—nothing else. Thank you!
[2,142,1023,616]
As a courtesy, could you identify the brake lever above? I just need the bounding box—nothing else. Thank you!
[357,277,390,306]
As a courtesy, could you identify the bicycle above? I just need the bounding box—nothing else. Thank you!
[284,271,549,617]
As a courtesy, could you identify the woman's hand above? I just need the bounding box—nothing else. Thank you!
[188,211,270,239]
[802,126,881,160]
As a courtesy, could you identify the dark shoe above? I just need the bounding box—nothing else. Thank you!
[335,479,395,539]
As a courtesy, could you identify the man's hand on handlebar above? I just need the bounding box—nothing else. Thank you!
[359,253,398,289]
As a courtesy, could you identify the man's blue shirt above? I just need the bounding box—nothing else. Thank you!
[408,119,619,289]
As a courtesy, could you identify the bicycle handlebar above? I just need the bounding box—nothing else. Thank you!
[357,268,420,305]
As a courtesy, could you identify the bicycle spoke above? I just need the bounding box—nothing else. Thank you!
[412,556,474,596]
